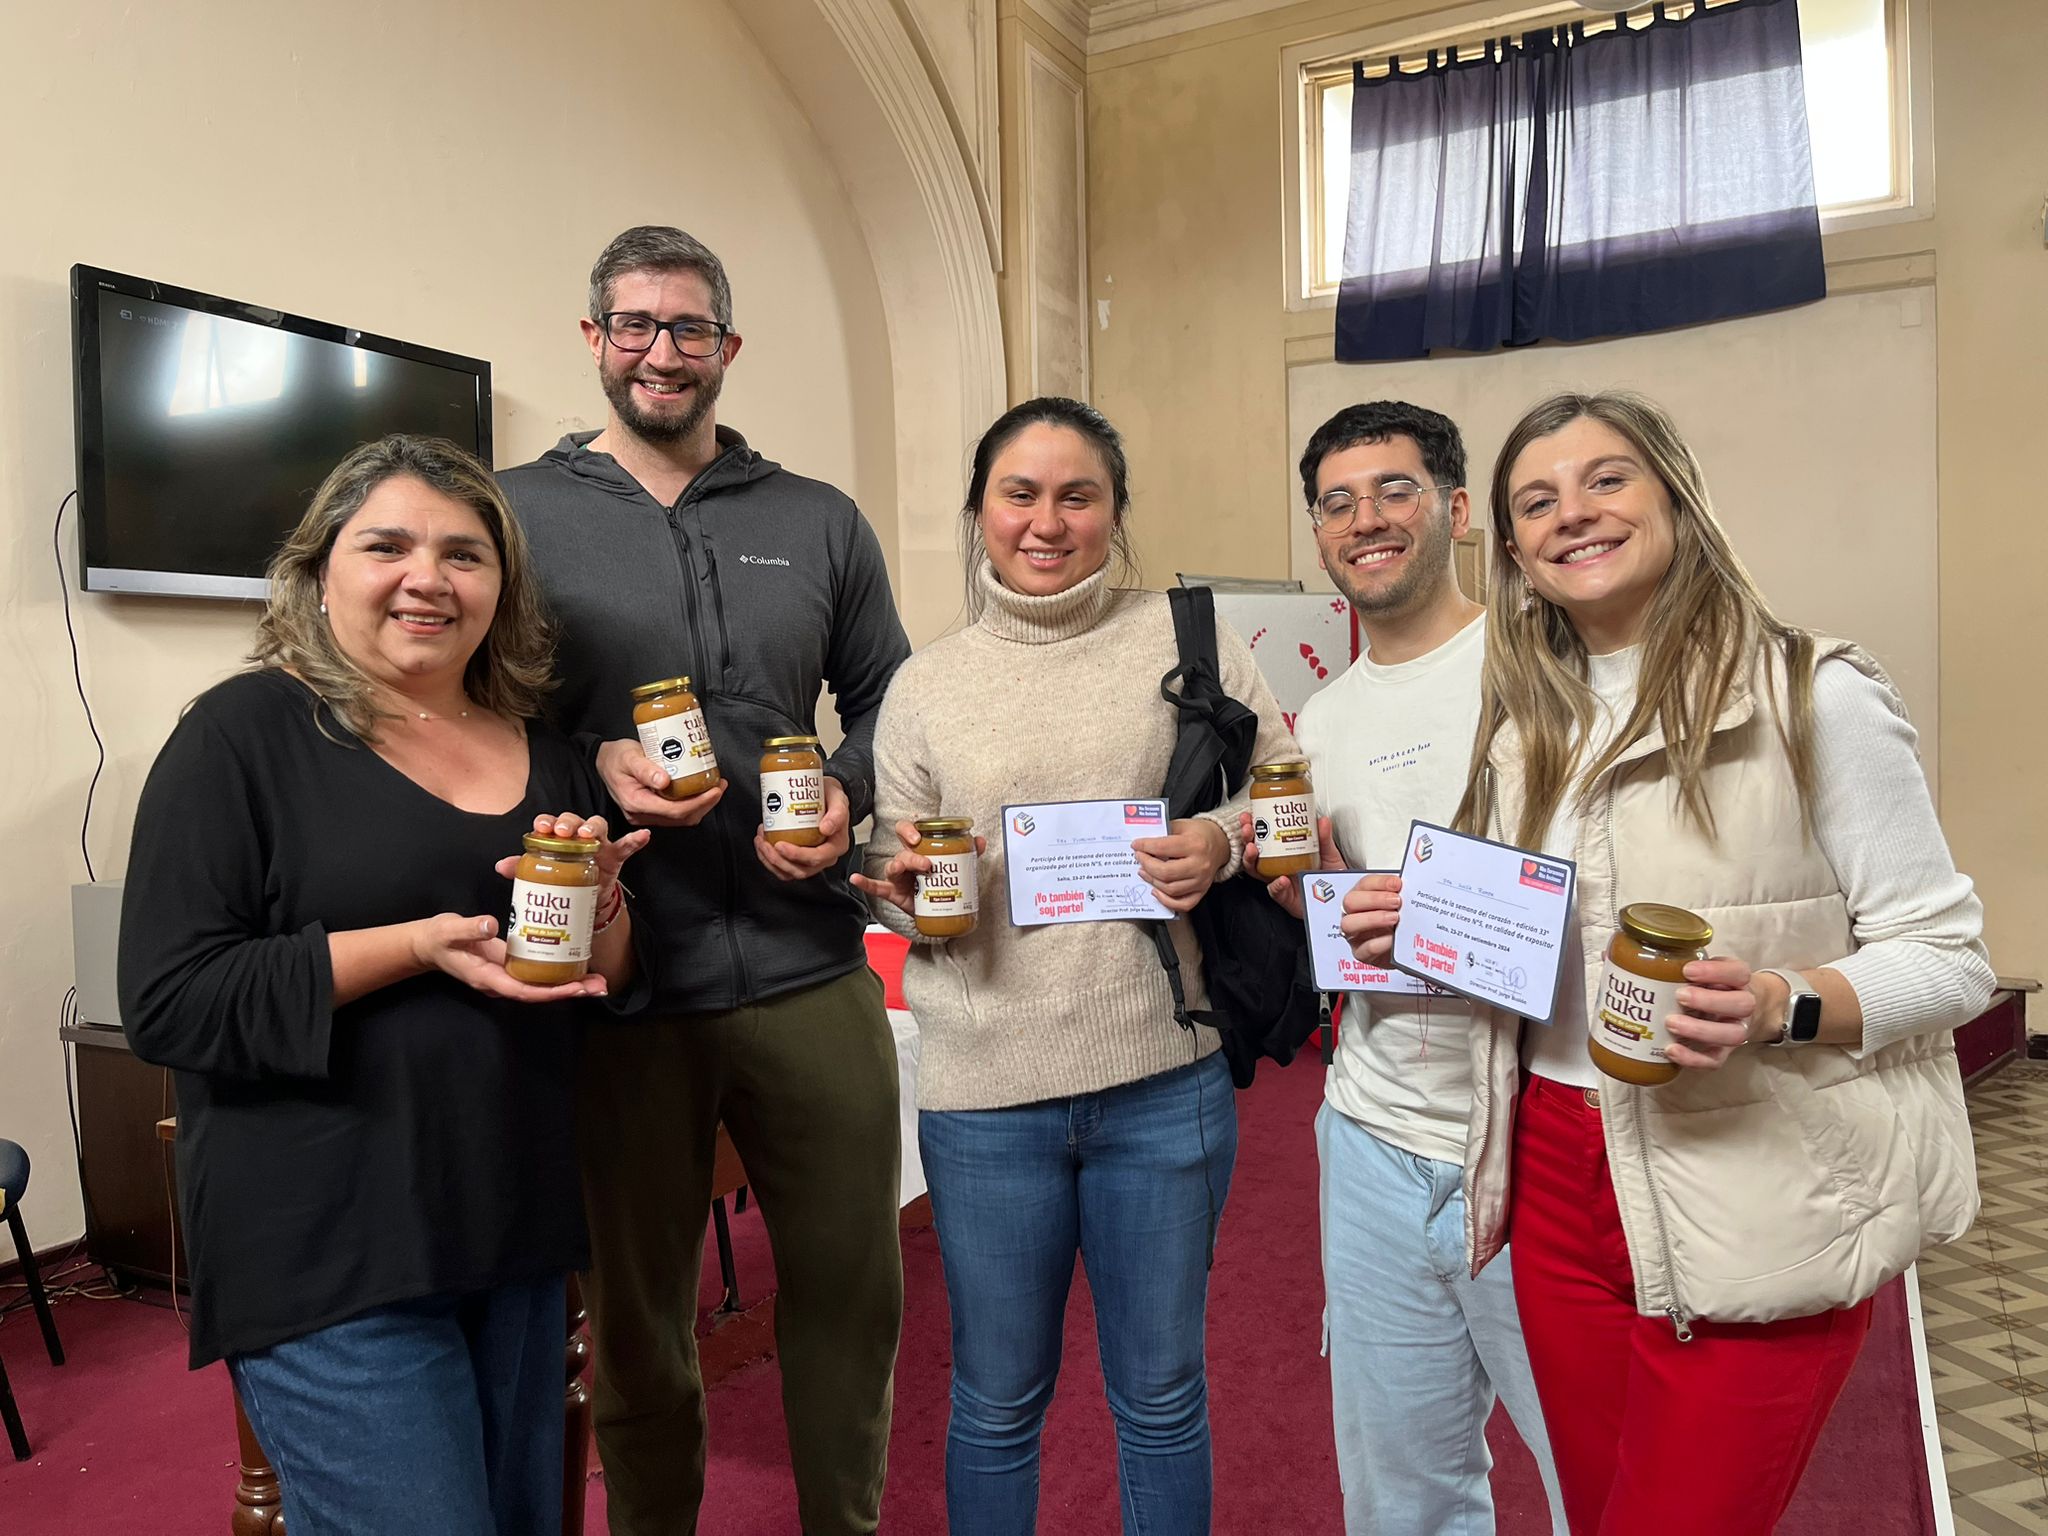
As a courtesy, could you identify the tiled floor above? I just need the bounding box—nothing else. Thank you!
[1919,1059,2048,1535]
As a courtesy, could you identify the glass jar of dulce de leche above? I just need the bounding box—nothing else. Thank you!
[1250,760,1316,877]
[912,818,979,938]
[504,834,601,985]
[1590,902,1714,1087]
[630,676,720,799]
[759,736,826,847]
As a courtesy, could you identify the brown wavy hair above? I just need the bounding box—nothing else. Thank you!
[249,435,555,742]
[1453,391,1817,846]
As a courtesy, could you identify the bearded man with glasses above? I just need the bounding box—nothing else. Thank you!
[1245,401,1568,1535]
[500,226,910,1536]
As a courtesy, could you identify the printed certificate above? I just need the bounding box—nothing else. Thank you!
[1389,822,1576,1021]
[1300,870,1450,996]
[1003,798,1173,927]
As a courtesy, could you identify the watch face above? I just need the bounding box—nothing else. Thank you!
[1788,989,1824,1042]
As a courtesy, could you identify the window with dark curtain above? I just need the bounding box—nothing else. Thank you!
[1335,0,1826,362]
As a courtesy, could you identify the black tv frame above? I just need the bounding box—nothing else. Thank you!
[70,263,493,599]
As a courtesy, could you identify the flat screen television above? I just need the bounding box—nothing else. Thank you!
[71,264,492,599]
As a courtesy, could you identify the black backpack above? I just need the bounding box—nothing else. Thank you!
[1150,586,1328,1088]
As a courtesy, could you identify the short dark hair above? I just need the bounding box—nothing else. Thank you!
[1298,400,1467,509]
[588,226,733,327]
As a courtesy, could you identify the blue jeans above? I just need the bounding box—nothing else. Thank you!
[920,1050,1238,1536]
[1317,1104,1567,1535]
[228,1275,568,1536]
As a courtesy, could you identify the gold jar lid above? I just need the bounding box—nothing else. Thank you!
[1617,902,1713,949]
[522,834,599,857]
[763,734,822,749]
[629,676,692,700]
[915,817,974,834]
[1251,760,1311,780]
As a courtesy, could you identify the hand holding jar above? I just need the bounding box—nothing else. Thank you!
[409,812,650,1002]
[596,737,728,829]
[755,739,854,882]
[1591,905,1764,1081]
[853,818,990,936]
[1241,810,1346,920]
[1660,954,1766,1071]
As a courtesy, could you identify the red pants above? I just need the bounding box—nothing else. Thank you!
[1509,1074,1873,1536]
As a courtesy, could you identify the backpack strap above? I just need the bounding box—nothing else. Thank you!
[1157,587,1257,821]
[1168,584,1218,679]
[1152,585,1231,1035]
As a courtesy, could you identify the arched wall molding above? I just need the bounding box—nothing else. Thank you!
[894,0,1003,266]
[737,0,1009,645]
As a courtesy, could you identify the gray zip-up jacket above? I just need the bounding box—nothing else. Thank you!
[500,427,911,1013]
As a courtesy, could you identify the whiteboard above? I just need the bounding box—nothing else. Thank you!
[1286,287,1940,796]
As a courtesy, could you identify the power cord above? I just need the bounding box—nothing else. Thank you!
[2,988,138,1320]
[162,1068,187,1333]
[0,991,121,1319]
[53,488,106,881]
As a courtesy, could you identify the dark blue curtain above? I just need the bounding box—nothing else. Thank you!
[1335,0,1826,362]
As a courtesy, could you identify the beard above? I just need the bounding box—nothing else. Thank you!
[1328,505,1457,617]
[600,361,723,445]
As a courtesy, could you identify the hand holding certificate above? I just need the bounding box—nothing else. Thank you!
[1389,821,1576,1021]
[1300,870,1452,996]
[1004,799,1175,926]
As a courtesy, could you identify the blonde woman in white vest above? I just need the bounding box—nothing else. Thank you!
[1345,390,1991,1535]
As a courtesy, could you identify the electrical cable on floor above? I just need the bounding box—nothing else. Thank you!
[2,989,135,1323]
[60,987,113,1275]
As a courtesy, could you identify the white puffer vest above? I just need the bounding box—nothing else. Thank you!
[1460,638,1979,1329]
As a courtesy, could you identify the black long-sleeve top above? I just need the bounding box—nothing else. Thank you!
[118,669,640,1366]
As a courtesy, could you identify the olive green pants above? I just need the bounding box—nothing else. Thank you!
[578,965,903,1535]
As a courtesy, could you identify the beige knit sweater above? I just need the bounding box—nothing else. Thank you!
[864,561,1299,1111]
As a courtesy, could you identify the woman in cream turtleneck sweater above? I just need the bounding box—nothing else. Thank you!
[856,398,1296,1535]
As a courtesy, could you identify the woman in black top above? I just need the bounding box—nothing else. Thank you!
[118,436,647,1536]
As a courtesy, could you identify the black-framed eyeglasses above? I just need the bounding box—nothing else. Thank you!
[1308,481,1453,534]
[599,312,733,358]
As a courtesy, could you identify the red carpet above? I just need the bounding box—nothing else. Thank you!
[0,1054,1937,1534]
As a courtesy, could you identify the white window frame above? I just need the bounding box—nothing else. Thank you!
[1280,0,1931,313]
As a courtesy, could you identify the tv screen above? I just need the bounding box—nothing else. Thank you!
[71,264,492,599]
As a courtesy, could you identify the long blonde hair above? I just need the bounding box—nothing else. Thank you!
[249,435,555,742]
[1452,392,1817,846]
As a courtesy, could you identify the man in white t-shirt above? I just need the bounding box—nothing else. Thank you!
[1253,402,1566,1534]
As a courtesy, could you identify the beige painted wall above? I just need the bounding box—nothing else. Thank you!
[1000,2,1093,407]
[1286,289,1944,789]
[1089,0,2048,984]
[1923,0,2048,1002]
[0,0,896,1250]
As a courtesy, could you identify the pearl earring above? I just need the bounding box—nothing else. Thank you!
[319,601,327,615]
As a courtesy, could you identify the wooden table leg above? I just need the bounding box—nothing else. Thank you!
[231,1386,285,1535]
[564,1274,592,1536]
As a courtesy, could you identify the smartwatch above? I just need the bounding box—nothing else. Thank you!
[1756,968,1822,1046]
